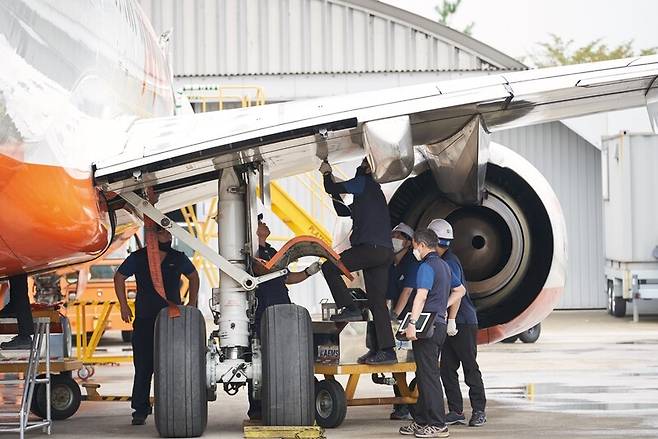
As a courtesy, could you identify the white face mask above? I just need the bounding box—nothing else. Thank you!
[392,238,406,253]
[413,248,422,261]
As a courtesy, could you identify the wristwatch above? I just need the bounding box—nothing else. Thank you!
[408,319,417,326]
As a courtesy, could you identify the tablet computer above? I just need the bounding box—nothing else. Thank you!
[396,312,436,340]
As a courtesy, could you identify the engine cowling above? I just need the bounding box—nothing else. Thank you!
[388,142,567,343]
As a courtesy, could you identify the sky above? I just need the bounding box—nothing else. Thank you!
[381,0,658,65]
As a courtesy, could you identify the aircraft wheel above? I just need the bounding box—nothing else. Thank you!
[154,306,207,438]
[261,304,314,426]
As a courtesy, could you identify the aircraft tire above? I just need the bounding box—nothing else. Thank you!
[261,304,314,426]
[154,306,207,438]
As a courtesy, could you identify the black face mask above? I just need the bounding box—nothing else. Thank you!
[158,241,172,251]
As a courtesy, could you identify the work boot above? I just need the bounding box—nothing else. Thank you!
[414,425,449,438]
[399,421,424,436]
[468,411,486,427]
[445,411,466,425]
[330,306,362,322]
[356,350,376,364]
[366,349,398,365]
[0,335,32,350]
[131,413,147,425]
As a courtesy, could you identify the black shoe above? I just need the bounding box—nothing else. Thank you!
[445,411,465,425]
[0,335,32,350]
[330,306,363,322]
[356,350,376,364]
[469,411,486,427]
[131,414,147,425]
[365,349,398,365]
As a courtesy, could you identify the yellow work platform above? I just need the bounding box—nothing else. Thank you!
[313,361,417,428]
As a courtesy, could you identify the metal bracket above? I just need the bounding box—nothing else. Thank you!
[119,192,287,291]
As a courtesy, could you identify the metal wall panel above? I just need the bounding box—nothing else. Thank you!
[493,123,606,309]
[138,0,523,76]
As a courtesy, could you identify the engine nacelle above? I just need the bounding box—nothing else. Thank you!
[388,142,567,343]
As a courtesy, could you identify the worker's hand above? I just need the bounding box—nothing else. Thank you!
[119,302,133,323]
[319,161,332,175]
[405,323,417,341]
[304,262,321,277]
[447,319,458,336]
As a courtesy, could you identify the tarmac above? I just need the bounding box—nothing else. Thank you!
[2,310,658,438]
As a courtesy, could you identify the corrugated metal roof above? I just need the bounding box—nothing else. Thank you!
[138,0,526,77]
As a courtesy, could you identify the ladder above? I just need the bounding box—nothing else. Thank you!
[0,317,52,438]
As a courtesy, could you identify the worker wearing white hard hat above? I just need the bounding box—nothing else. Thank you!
[427,218,487,428]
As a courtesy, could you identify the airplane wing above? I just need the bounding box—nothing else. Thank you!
[94,55,658,200]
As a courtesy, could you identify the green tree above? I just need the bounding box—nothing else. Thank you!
[435,0,474,36]
[532,34,657,67]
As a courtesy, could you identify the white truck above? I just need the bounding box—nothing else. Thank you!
[602,132,658,320]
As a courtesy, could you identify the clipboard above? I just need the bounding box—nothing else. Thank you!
[396,312,437,340]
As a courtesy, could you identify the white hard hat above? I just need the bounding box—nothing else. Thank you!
[428,219,454,241]
[392,222,414,240]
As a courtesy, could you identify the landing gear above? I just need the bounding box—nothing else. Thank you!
[154,306,208,438]
[261,304,315,426]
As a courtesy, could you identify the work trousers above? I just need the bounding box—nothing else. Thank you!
[6,274,34,337]
[440,323,486,413]
[412,323,447,428]
[321,244,394,350]
[131,317,156,416]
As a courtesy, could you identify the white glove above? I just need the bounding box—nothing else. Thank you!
[319,161,332,175]
[304,261,321,276]
[447,319,458,336]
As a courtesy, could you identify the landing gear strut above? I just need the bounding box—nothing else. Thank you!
[121,166,314,437]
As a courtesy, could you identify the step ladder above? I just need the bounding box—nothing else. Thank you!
[0,317,52,438]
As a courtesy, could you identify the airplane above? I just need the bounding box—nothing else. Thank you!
[1,0,657,436]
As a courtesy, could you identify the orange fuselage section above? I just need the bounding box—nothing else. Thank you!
[0,153,110,277]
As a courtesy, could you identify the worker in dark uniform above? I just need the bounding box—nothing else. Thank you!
[387,222,418,420]
[114,225,199,426]
[319,158,396,365]
[0,274,34,350]
[247,213,321,420]
[428,219,486,428]
[398,229,463,439]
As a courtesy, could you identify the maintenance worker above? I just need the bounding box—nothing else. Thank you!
[247,213,321,420]
[387,222,418,420]
[0,274,34,350]
[114,225,199,426]
[319,158,396,365]
[398,229,461,438]
[428,219,487,427]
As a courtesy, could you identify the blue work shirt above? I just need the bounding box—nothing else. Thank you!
[442,249,478,325]
[386,249,419,302]
[323,172,392,249]
[118,247,196,320]
[254,243,291,327]
[413,252,460,323]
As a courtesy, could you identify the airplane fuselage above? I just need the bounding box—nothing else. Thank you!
[0,0,174,276]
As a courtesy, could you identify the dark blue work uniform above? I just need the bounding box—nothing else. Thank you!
[254,243,291,330]
[321,169,395,351]
[117,247,195,418]
[387,249,419,303]
[440,249,486,414]
[409,252,454,428]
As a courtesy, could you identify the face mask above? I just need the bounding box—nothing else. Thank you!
[413,248,422,261]
[158,241,172,251]
[392,238,406,253]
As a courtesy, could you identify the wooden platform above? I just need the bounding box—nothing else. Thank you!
[0,357,82,374]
